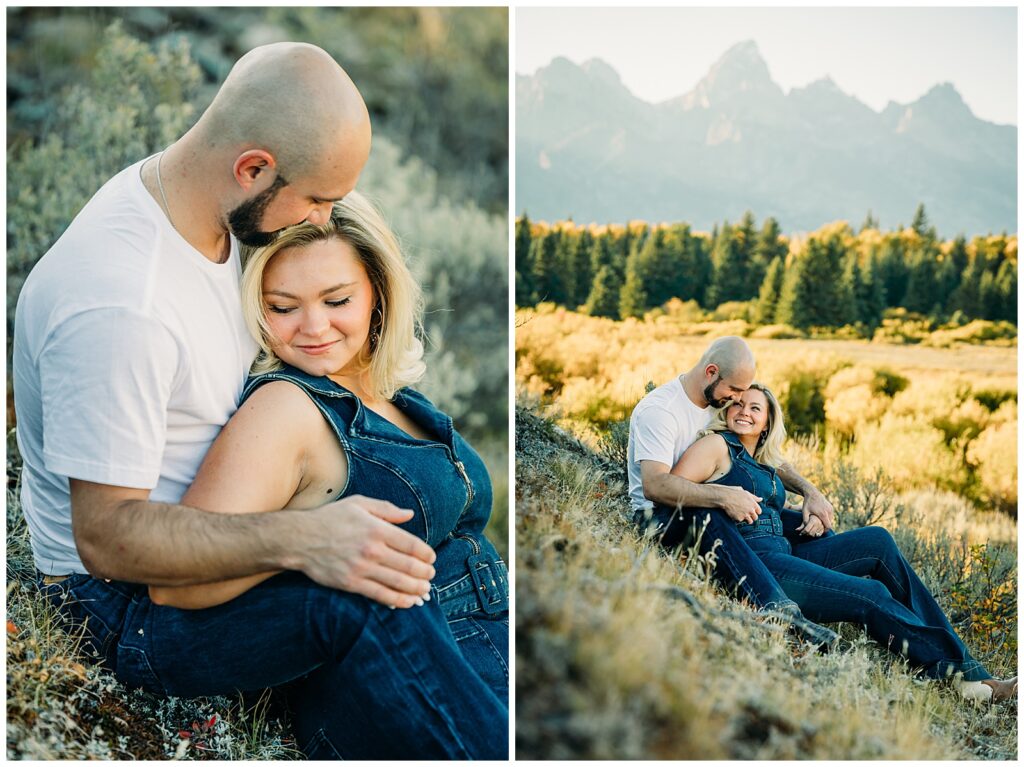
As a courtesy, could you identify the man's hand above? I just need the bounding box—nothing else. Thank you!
[295,495,437,609]
[796,512,825,537]
[716,486,763,525]
[801,490,834,531]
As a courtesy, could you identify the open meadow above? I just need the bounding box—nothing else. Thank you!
[516,307,1017,759]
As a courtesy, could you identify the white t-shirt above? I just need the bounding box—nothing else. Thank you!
[13,158,259,574]
[627,377,713,512]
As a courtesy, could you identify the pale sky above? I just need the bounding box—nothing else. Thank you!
[516,7,1017,126]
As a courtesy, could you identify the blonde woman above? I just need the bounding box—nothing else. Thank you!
[147,192,508,757]
[673,384,1016,703]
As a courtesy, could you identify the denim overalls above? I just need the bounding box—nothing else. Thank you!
[710,431,789,555]
[241,365,509,692]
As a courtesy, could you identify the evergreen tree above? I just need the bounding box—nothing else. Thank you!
[666,225,709,305]
[752,256,785,324]
[752,217,786,290]
[838,255,865,326]
[948,235,969,276]
[776,237,846,329]
[514,215,535,306]
[952,250,987,318]
[902,245,940,315]
[515,214,532,268]
[691,235,714,307]
[935,255,959,314]
[619,250,648,319]
[514,268,533,309]
[877,236,909,308]
[736,210,757,258]
[911,203,931,238]
[554,232,577,308]
[590,233,617,280]
[860,210,879,232]
[707,223,750,306]
[860,253,887,328]
[993,258,1017,323]
[978,271,998,320]
[584,265,621,319]
[567,228,594,308]
[529,231,567,305]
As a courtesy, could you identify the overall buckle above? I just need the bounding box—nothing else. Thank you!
[466,553,508,616]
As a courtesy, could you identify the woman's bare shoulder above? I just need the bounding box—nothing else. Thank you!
[691,431,728,455]
[234,380,323,426]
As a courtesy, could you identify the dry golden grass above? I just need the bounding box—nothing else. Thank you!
[516,309,1017,759]
[515,406,1017,760]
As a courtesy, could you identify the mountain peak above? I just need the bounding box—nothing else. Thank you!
[809,75,838,90]
[720,39,764,63]
[581,57,621,86]
[919,81,970,112]
[682,38,781,110]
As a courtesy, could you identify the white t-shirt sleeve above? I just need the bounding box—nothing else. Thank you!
[39,307,180,489]
[631,405,681,468]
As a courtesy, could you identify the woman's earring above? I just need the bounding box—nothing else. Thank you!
[758,430,768,446]
[370,306,383,349]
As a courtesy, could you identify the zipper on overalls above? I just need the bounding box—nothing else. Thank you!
[455,532,482,555]
[455,459,475,509]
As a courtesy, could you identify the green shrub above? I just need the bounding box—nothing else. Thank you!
[749,323,805,339]
[966,420,1017,512]
[923,320,1018,348]
[709,300,752,321]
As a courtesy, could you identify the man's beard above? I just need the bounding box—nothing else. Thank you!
[703,376,731,409]
[227,174,289,247]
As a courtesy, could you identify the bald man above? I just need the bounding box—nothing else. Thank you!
[627,337,839,646]
[14,43,506,759]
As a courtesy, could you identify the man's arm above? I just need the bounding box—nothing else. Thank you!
[642,459,762,523]
[72,482,436,608]
[70,381,437,609]
[776,462,834,530]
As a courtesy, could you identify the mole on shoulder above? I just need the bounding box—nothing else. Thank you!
[326,488,333,494]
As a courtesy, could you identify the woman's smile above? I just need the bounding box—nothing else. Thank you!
[726,389,769,435]
[296,340,340,355]
[262,238,375,378]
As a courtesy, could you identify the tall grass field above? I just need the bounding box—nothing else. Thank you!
[516,307,1016,759]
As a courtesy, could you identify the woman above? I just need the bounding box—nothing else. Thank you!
[148,193,508,741]
[672,384,1016,703]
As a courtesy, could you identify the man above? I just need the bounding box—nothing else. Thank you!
[14,43,506,759]
[627,336,837,645]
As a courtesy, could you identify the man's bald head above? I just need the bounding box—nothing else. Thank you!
[196,42,371,183]
[697,336,756,381]
[686,335,756,408]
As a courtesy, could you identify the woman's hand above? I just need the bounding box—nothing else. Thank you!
[796,513,825,537]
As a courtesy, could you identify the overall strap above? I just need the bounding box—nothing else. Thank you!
[718,430,749,459]
[240,367,358,451]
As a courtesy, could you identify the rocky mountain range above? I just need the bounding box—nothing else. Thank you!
[516,41,1016,235]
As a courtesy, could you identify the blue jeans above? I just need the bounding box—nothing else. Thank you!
[39,571,508,759]
[748,526,989,681]
[637,504,834,612]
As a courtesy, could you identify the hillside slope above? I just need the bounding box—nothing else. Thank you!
[514,405,1016,760]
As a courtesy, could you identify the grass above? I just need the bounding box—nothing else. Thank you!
[6,437,304,761]
[515,403,1017,760]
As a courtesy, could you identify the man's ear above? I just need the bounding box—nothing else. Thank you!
[704,364,718,379]
[232,149,277,192]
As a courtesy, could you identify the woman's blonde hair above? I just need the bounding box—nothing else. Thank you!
[240,191,426,400]
[699,383,788,467]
